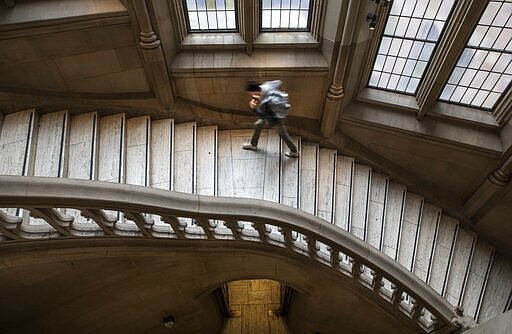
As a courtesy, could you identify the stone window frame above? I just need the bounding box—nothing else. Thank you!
[169,0,326,51]
[358,0,512,129]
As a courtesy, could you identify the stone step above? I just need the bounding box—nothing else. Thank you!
[0,108,510,323]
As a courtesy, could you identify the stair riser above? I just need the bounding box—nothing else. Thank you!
[0,109,511,324]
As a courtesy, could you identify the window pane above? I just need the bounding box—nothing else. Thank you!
[369,71,382,86]
[440,84,456,100]
[448,67,464,84]
[217,11,227,29]
[188,12,199,29]
[300,0,310,10]
[369,0,455,94]
[298,10,308,28]
[440,0,512,110]
[184,0,237,31]
[271,10,281,28]
[261,0,311,30]
[280,10,290,28]
[388,74,400,90]
[374,55,386,71]
[187,0,197,10]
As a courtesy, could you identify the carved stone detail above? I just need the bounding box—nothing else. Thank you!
[139,31,161,50]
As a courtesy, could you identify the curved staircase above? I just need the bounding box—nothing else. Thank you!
[0,109,511,329]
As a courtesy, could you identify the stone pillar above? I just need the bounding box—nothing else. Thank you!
[320,0,359,138]
[241,0,255,55]
[132,0,174,107]
[464,154,512,218]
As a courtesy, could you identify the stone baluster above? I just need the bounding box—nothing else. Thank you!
[252,221,271,242]
[161,215,187,239]
[410,298,424,321]
[196,218,216,239]
[278,226,295,249]
[349,258,363,279]
[370,270,384,292]
[123,211,153,237]
[131,0,174,107]
[304,236,319,258]
[224,219,242,240]
[327,246,341,268]
[27,207,73,237]
[391,283,405,306]
[80,208,116,235]
[0,210,21,239]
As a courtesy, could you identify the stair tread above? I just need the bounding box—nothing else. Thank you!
[1,109,510,323]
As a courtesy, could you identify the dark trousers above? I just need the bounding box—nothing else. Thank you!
[250,120,298,152]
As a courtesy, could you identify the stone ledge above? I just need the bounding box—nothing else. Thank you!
[171,49,329,74]
[253,32,319,48]
[180,33,246,50]
[342,101,503,155]
[0,0,127,30]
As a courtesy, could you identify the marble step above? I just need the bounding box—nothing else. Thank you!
[150,118,174,191]
[21,110,69,237]
[67,112,101,235]
[0,109,35,177]
[0,108,510,323]
[173,122,196,194]
[299,142,318,216]
[196,125,217,196]
[0,109,36,237]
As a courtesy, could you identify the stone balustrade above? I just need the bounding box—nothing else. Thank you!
[0,176,471,333]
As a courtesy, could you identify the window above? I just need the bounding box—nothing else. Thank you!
[439,0,512,110]
[368,0,456,94]
[260,0,313,31]
[183,0,237,32]
[173,0,324,48]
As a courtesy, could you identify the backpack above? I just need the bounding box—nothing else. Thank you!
[264,90,290,119]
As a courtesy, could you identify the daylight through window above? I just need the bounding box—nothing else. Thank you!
[260,0,312,31]
[368,0,456,94]
[439,0,512,110]
[184,0,237,32]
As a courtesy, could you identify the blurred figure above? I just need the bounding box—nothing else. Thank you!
[243,80,299,157]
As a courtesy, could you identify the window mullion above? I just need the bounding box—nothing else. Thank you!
[416,0,488,119]
[359,4,390,93]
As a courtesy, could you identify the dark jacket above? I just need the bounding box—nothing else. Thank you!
[255,80,286,127]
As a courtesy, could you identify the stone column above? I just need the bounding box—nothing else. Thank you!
[464,154,512,218]
[132,0,174,107]
[320,0,356,138]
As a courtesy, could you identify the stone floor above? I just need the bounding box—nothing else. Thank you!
[220,279,290,334]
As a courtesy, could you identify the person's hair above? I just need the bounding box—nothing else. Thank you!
[245,81,261,92]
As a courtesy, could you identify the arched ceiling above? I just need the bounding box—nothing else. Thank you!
[0,239,420,334]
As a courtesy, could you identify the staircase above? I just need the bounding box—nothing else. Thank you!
[1,109,511,326]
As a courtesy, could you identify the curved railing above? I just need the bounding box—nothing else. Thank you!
[0,176,470,333]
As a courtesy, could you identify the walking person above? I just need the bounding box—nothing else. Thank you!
[243,80,299,157]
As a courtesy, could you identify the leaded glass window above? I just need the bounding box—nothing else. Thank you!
[184,0,237,32]
[439,0,512,110]
[368,0,456,94]
[261,0,312,31]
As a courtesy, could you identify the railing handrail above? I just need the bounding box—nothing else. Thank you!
[0,176,467,333]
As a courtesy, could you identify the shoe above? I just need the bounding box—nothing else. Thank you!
[285,151,299,158]
[242,143,257,151]
[254,119,265,126]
